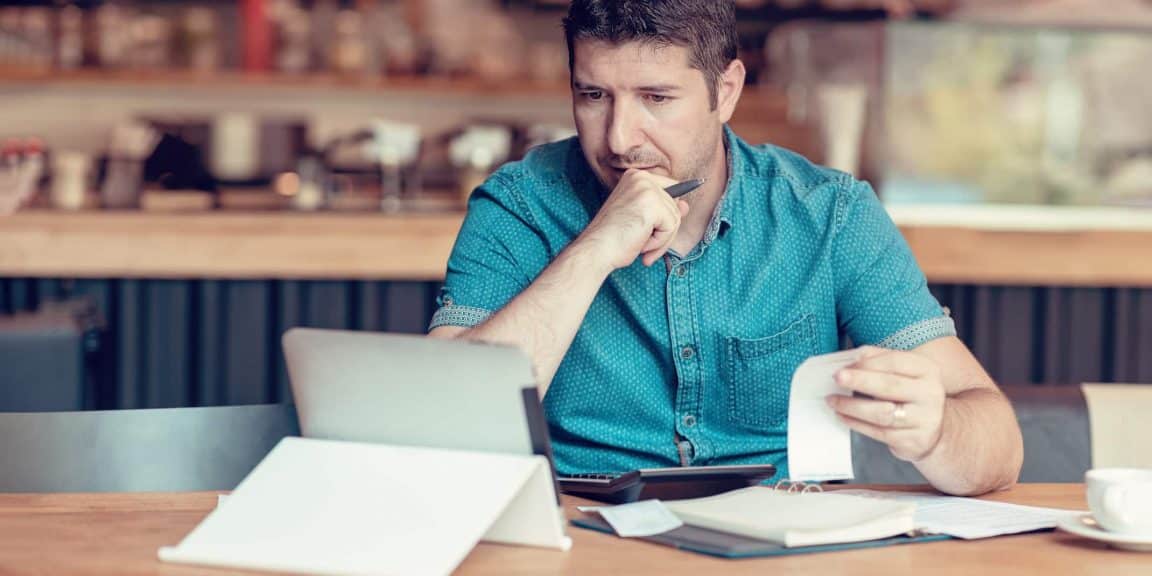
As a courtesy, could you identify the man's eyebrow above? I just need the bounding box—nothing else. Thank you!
[572,81,682,93]
[572,81,605,91]
[635,84,681,93]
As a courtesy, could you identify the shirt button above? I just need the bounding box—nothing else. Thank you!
[674,265,687,277]
[680,346,695,360]
[682,414,697,428]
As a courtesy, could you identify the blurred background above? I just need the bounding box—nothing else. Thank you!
[1,0,1151,412]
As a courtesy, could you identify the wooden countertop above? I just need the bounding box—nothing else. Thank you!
[888,205,1152,287]
[2,206,1151,286]
[0,211,463,281]
[0,485,1136,576]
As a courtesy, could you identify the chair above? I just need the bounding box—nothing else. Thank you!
[1081,383,1152,469]
[0,403,299,492]
[0,302,98,411]
[852,385,1092,484]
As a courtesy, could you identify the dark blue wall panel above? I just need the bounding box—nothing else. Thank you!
[2,278,1151,411]
[0,278,441,410]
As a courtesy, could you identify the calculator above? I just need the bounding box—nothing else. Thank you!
[558,464,777,504]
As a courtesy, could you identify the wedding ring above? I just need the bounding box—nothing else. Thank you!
[892,402,907,427]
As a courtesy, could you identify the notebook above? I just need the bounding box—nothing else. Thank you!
[662,486,918,548]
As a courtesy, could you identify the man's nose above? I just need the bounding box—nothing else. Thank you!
[607,99,645,159]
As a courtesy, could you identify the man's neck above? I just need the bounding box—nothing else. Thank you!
[668,137,729,256]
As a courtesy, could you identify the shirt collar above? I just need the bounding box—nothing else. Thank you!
[703,125,741,245]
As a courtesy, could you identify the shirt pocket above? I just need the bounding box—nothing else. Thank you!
[723,314,817,431]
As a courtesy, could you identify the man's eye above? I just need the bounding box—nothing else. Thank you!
[583,91,604,101]
[645,94,672,104]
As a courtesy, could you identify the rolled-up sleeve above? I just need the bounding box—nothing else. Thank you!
[832,179,956,350]
[429,172,550,331]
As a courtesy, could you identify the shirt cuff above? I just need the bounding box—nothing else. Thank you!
[428,304,493,331]
[876,316,957,351]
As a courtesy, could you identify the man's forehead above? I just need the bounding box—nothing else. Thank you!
[573,39,693,72]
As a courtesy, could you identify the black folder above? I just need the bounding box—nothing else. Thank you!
[571,515,952,559]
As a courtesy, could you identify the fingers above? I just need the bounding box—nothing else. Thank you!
[606,170,691,267]
[829,346,947,464]
[641,229,677,265]
[834,368,920,403]
[640,201,679,253]
[837,412,892,445]
[623,168,678,190]
[837,411,938,463]
[641,230,674,265]
[641,228,672,254]
[638,185,686,265]
[640,201,691,265]
[617,170,681,218]
[826,395,916,429]
[850,346,937,379]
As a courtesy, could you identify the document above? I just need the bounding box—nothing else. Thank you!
[787,349,863,482]
[837,489,1084,539]
[597,500,684,537]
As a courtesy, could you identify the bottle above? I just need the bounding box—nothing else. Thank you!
[272,0,311,74]
[241,0,270,72]
[51,151,91,211]
[182,6,220,73]
[95,1,131,69]
[329,8,366,76]
[310,0,338,73]
[22,7,53,70]
[56,2,85,70]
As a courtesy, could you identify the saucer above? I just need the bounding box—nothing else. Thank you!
[1057,514,1152,552]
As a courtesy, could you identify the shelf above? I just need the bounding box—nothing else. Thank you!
[0,66,800,151]
[0,67,792,114]
[0,67,575,98]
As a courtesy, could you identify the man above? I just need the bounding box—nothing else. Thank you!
[429,0,1022,496]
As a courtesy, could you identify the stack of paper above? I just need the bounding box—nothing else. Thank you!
[836,489,1084,539]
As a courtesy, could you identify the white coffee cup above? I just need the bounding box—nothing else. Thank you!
[1086,468,1152,536]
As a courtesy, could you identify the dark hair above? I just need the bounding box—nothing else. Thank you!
[563,0,739,110]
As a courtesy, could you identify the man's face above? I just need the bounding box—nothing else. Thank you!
[571,40,724,191]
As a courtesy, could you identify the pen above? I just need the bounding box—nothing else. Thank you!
[664,178,704,198]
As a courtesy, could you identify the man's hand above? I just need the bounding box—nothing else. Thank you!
[825,346,947,462]
[578,169,690,269]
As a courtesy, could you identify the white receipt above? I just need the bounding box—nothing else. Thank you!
[786,349,863,482]
[596,500,684,538]
[838,490,1085,539]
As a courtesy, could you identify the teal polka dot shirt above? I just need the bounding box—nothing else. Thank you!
[430,127,955,479]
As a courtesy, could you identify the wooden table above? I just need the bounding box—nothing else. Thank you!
[0,484,1146,575]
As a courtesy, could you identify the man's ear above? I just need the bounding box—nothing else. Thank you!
[715,59,746,122]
